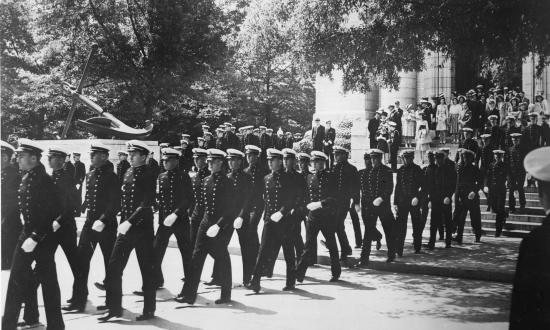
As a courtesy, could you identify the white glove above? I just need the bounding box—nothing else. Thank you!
[76,183,81,190]
[306,202,322,211]
[163,213,178,227]
[233,217,243,229]
[52,220,61,232]
[373,197,383,207]
[514,191,519,198]
[92,220,105,232]
[428,201,432,208]
[117,221,132,235]
[443,197,451,205]
[354,204,361,214]
[206,224,220,237]
[270,211,283,222]
[468,191,476,200]
[21,237,38,253]
[483,187,489,193]
[411,197,419,207]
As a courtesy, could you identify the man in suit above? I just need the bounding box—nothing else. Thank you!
[73,152,86,214]
[509,146,550,329]
[312,118,325,152]
[368,110,382,149]
[323,120,336,168]
[116,151,131,186]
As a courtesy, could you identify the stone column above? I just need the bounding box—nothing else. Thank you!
[417,51,455,101]
[379,71,418,109]
[522,53,550,102]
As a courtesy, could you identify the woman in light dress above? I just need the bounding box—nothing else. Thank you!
[436,96,449,144]
[415,124,431,164]
[448,96,462,143]
[401,104,416,147]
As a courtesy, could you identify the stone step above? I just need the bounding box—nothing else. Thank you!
[479,197,541,208]
[479,211,546,223]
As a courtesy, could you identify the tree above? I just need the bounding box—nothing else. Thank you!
[285,0,550,92]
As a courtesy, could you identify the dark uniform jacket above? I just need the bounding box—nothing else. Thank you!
[196,171,233,228]
[273,136,285,150]
[509,214,550,329]
[63,161,75,178]
[74,160,86,186]
[305,169,337,226]
[157,169,193,221]
[359,164,393,205]
[263,169,292,220]
[179,148,194,173]
[284,137,295,149]
[541,122,550,146]
[227,169,253,219]
[480,144,495,174]
[285,168,306,217]
[244,164,266,213]
[190,167,211,223]
[489,125,505,150]
[455,138,480,165]
[147,158,161,179]
[260,133,273,151]
[454,163,483,199]
[2,165,21,231]
[205,139,216,149]
[425,163,456,202]
[323,128,336,155]
[332,161,360,205]
[51,168,78,227]
[507,145,526,177]
[394,163,423,205]
[485,160,507,193]
[311,125,325,151]
[83,163,120,226]
[18,166,59,242]
[243,133,261,148]
[523,123,542,151]
[223,131,240,150]
[121,165,156,228]
[117,159,130,185]
[502,125,522,148]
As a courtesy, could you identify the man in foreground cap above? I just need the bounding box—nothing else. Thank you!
[507,133,526,213]
[1,141,21,270]
[394,150,424,255]
[296,150,341,281]
[188,148,211,249]
[484,150,508,237]
[65,142,120,312]
[3,139,65,330]
[356,149,396,265]
[151,148,193,294]
[509,146,550,329]
[453,149,483,244]
[331,146,359,260]
[177,149,234,305]
[116,151,130,186]
[102,140,156,321]
[250,148,294,292]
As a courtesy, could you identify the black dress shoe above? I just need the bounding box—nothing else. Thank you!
[250,281,261,293]
[386,256,395,263]
[215,297,231,304]
[133,290,144,296]
[355,259,369,267]
[414,249,420,254]
[97,305,109,311]
[17,320,39,327]
[136,312,155,321]
[174,295,195,304]
[204,279,221,286]
[376,240,382,250]
[329,276,339,282]
[266,272,273,278]
[62,304,85,312]
[94,282,106,291]
[66,298,73,304]
[475,237,481,243]
[296,274,304,283]
[282,285,295,291]
[98,311,122,322]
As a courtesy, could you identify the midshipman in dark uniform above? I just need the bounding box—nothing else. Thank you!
[189,148,211,247]
[101,140,156,321]
[2,139,64,330]
[484,150,508,237]
[116,151,130,186]
[1,140,21,270]
[64,142,120,312]
[507,133,526,213]
[176,149,234,305]
[394,150,423,255]
[296,151,341,281]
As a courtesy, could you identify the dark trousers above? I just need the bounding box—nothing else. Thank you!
[182,223,233,301]
[348,205,362,247]
[71,222,116,306]
[190,218,201,247]
[395,202,422,254]
[335,203,352,255]
[236,210,262,285]
[455,196,482,242]
[294,213,305,261]
[489,188,507,235]
[1,222,22,270]
[369,137,377,149]
[296,220,340,279]
[509,173,526,210]
[252,219,296,287]
[105,226,156,314]
[2,235,64,330]
[360,203,395,261]
[429,200,453,246]
[325,152,334,169]
[153,220,192,287]
[390,149,398,171]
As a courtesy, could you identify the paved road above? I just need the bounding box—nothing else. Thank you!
[1,246,511,330]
